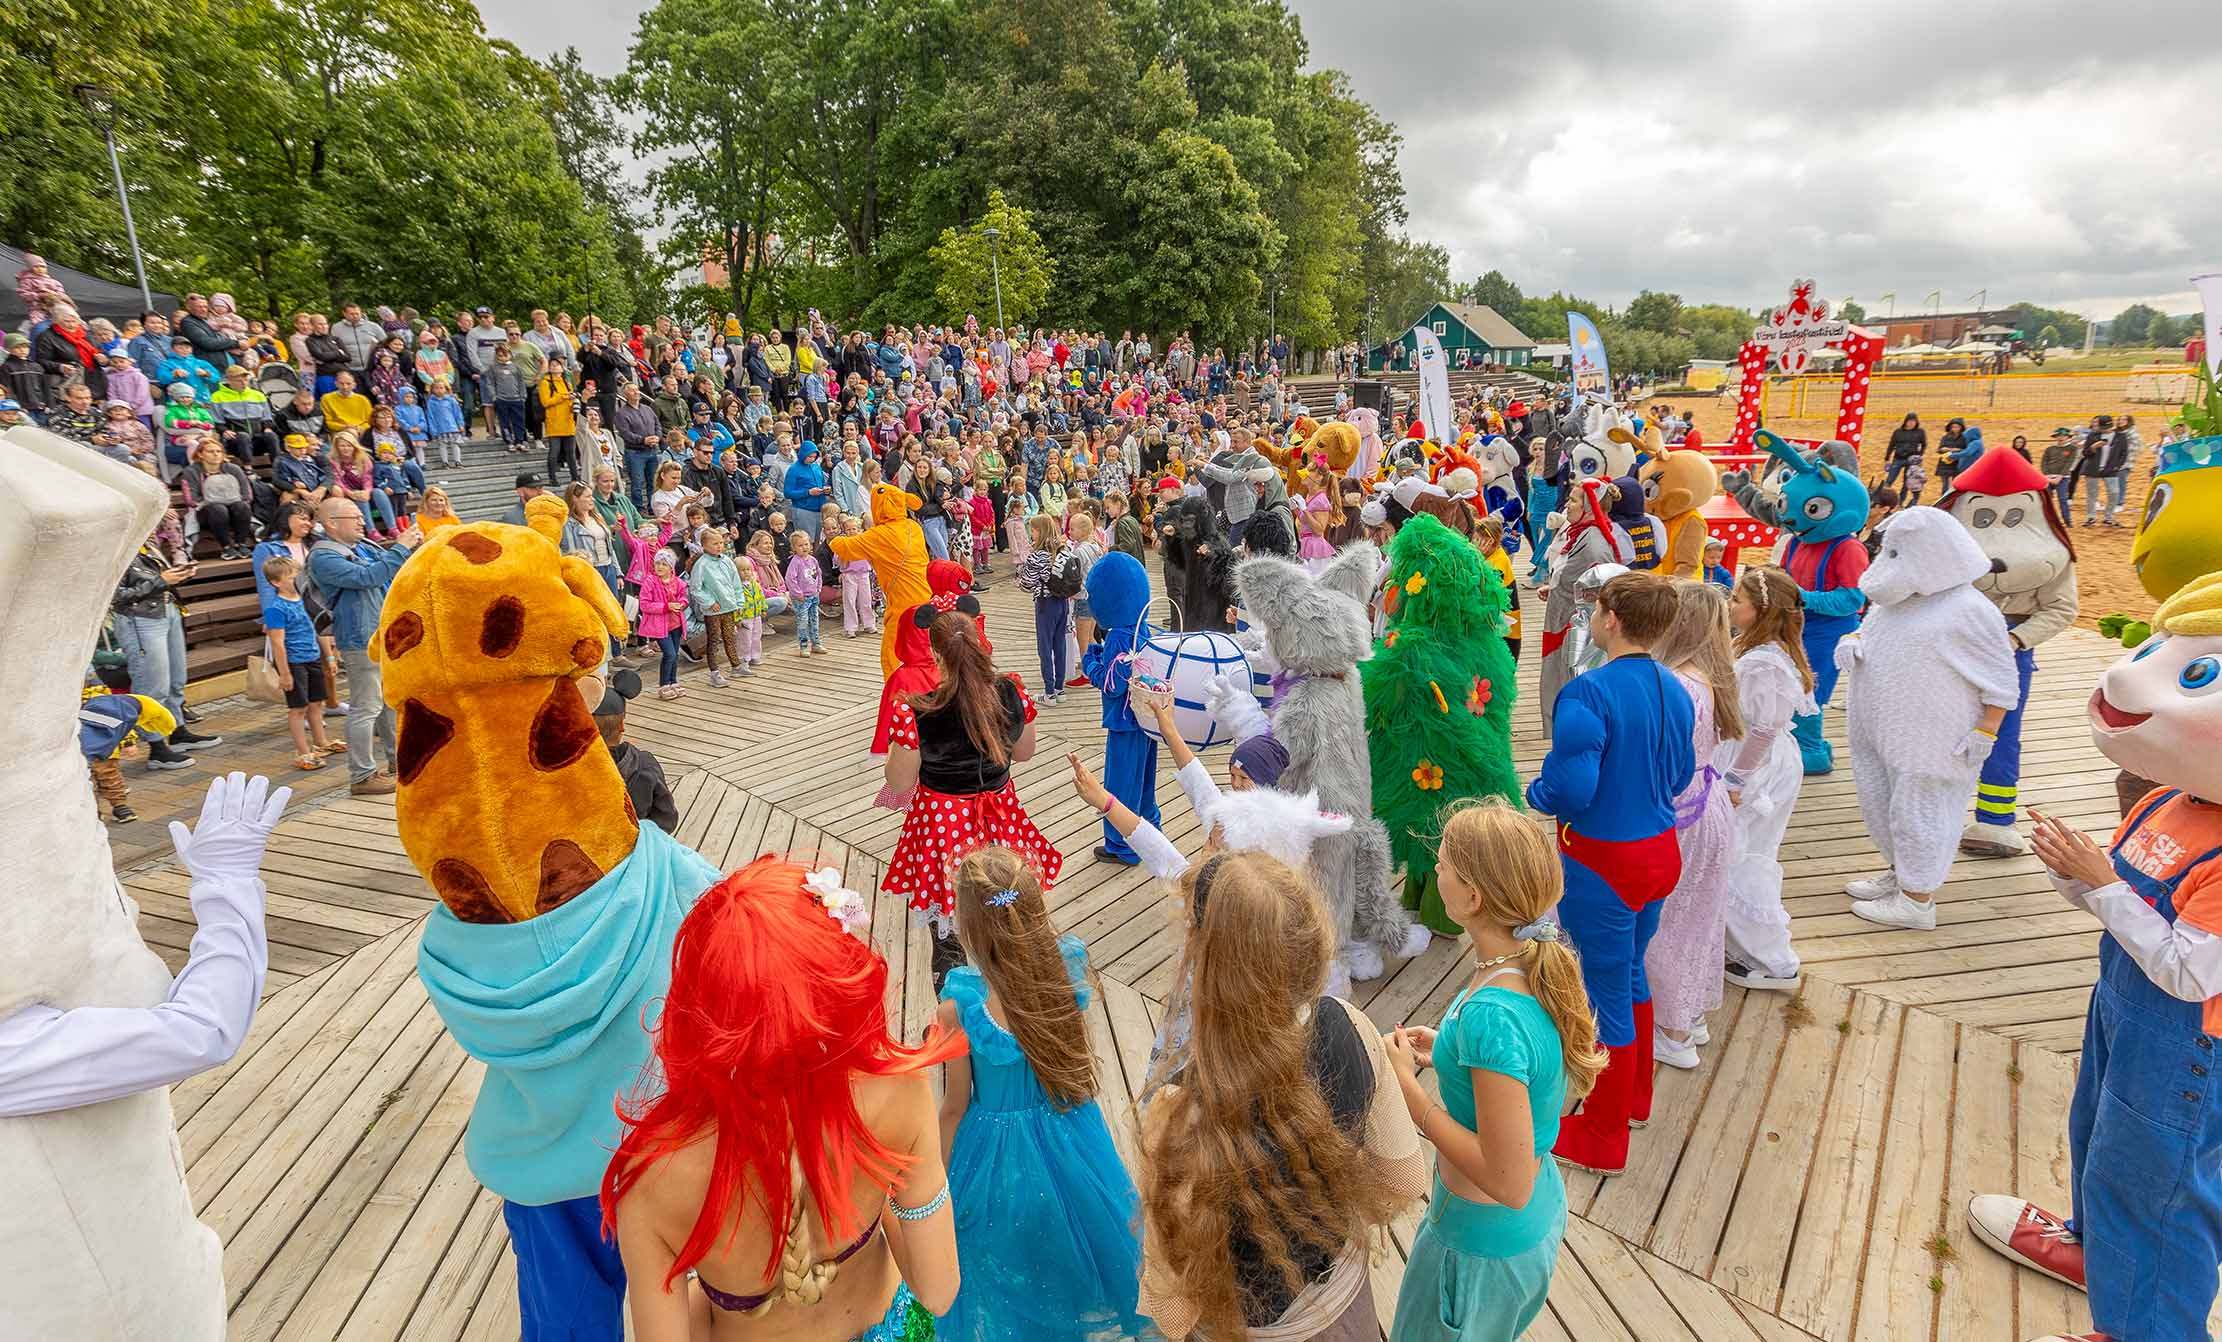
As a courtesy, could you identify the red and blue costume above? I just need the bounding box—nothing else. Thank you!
[1526,651,1694,1174]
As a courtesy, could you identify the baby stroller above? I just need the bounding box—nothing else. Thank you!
[256,361,301,403]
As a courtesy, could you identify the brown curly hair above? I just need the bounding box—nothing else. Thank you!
[1137,851,1405,1338]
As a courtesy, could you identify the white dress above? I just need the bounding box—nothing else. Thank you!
[1717,646,1816,979]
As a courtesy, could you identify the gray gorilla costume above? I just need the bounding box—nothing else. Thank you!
[1236,543,1415,986]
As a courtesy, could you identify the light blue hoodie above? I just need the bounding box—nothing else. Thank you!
[417,821,722,1205]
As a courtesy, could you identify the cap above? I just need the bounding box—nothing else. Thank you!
[283,433,315,450]
[515,472,542,489]
[4,333,27,349]
[0,398,20,413]
[1155,475,1183,492]
[475,305,493,315]
[171,334,193,345]
[1358,499,1387,528]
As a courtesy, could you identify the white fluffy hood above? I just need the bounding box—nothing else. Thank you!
[1861,506,1992,606]
[1207,786,1354,871]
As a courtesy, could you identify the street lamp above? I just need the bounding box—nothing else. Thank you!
[981,226,1004,332]
[73,84,154,312]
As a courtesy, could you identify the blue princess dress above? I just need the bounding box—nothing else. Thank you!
[938,936,1156,1342]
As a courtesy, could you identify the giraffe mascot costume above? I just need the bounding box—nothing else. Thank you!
[375,494,722,1335]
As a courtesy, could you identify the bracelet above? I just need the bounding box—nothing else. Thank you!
[889,1184,949,1222]
[1099,793,1115,815]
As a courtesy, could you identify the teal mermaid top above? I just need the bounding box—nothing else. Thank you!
[1427,983,1568,1256]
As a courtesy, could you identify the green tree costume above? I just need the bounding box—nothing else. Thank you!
[1362,513,1522,934]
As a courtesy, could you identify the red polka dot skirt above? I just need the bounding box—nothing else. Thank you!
[883,782,1062,921]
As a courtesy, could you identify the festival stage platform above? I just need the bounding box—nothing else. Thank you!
[131,567,2149,1340]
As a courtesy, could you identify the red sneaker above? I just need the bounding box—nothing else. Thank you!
[1066,676,1093,688]
[1966,1195,2087,1291]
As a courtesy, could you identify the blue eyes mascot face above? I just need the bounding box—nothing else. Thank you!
[1755,429,1872,775]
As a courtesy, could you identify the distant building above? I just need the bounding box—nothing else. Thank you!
[1372,301,1537,370]
[1864,309,2015,348]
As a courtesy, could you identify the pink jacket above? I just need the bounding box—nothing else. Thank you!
[620,517,675,586]
[634,571,688,639]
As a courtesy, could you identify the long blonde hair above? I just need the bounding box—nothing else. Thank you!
[1137,852,1405,1341]
[1732,565,1814,692]
[1650,580,1744,741]
[1435,801,1604,1099]
[949,848,1094,1111]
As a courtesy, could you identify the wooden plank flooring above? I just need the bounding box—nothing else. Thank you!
[136,560,2152,1340]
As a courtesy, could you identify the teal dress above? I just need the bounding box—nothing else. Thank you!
[938,936,1155,1342]
[1389,979,1569,1342]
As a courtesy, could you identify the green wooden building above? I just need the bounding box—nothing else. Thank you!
[1370,301,1537,370]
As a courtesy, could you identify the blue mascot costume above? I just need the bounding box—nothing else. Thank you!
[1756,430,1871,775]
[1080,551,1159,864]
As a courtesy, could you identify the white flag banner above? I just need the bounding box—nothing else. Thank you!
[2194,272,2222,378]
[1413,325,1452,441]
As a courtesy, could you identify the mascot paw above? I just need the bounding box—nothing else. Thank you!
[1322,959,1355,1002]
[1340,941,1385,983]
[1395,923,1433,959]
[1206,670,1271,743]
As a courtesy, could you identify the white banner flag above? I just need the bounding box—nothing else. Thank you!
[1413,325,1452,441]
[2195,272,2222,378]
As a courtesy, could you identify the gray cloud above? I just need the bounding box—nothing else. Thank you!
[481,0,2218,318]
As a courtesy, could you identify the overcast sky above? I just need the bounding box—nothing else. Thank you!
[480,0,2217,319]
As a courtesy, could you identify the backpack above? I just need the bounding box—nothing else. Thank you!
[1046,548,1085,600]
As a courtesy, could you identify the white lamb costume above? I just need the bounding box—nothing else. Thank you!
[1838,507,2021,892]
[0,427,278,1340]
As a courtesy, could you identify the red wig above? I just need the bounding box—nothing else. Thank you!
[599,856,966,1288]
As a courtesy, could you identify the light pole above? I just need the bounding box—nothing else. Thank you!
[73,84,153,312]
[982,226,1004,332]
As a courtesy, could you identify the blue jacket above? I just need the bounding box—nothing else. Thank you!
[155,354,220,401]
[393,401,428,442]
[275,452,328,496]
[1526,654,1694,841]
[782,454,827,512]
[425,393,465,437]
[128,332,169,384]
[1080,552,1153,733]
[417,822,721,1204]
[306,537,412,651]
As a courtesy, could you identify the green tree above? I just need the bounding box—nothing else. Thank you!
[1120,129,1274,343]
[1472,270,1524,314]
[2109,302,2161,346]
[2145,314,2181,348]
[536,46,666,314]
[930,190,1053,326]
[1626,289,1683,334]
[1839,299,1867,324]
[1363,236,1451,346]
[2003,301,2086,349]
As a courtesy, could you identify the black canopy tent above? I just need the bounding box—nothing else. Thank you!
[0,243,178,326]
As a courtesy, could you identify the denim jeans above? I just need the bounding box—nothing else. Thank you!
[495,400,528,446]
[795,595,822,648]
[921,514,950,561]
[655,630,681,686]
[624,449,660,505]
[1034,598,1070,692]
[2086,471,2126,521]
[115,609,186,740]
[597,563,624,657]
[339,646,395,782]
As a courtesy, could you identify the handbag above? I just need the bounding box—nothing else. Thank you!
[244,653,286,704]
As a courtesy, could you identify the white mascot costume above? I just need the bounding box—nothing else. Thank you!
[1837,507,2021,930]
[0,426,285,1340]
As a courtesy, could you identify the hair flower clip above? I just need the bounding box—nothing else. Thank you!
[802,866,871,938]
[986,887,1022,908]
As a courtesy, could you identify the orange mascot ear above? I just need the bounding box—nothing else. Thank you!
[559,554,628,641]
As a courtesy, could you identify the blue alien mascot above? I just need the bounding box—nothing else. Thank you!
[1080,551,1160,864]
[1755,430,1872,775]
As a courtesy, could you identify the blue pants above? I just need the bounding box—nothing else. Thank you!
[1975,644,2036,829]
[1035,598,1070,693]
[921,514,950,561]
[655,629,680,686]
[1100,727,1159,862]
[2068,937,2222,1341]
[1791,610,1858,774]
[496,399,528,446]
[314,373,338,398]
[794,594,821,648]
[1558,861,1666,1049]
[597,563,624,657]
[624,448,659,505]
[503,1197,625,1341]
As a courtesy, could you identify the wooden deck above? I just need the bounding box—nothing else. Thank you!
[132,564,2143,1340]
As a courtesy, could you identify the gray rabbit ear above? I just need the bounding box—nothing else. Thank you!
[1315,541,1379,607]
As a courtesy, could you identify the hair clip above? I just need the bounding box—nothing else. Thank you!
[1512,919,1560,943]
[985,887,1021,908]
[802,867,870,938]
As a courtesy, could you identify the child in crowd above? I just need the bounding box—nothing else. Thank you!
[688,526,752,685]
[99,400,153,465]
[1104,489,1144,561]
[636,548,690,699]
[745,529,792,646]
[371,442,418,517]
[968,483,997,572]
[1477,516,1522,661]
[1387,799,1596,1342]
[838,514,878,638]
[1720,566,1817,992]
[933,848,1153,1342]
[1524,571,1694,1176]
[786,528,825,656]
[1702,538,1734,590]
[488,345,529,450]
[1004,466,1037,564]
[1039,460,1070,523]
[1017,513,1076,704]
[425,376,467,467]
[259,555,341,772]
[162,385,216,465]
[1642,582,1744,1070]
[392,385,429,455]
[1066,511,1103,661]
[275,433,330,506]
[589,669,677,832]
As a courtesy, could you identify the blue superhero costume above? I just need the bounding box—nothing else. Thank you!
[1755,431,1871,775]
[1526,652,1693,1174]
[1079,552,1158,864]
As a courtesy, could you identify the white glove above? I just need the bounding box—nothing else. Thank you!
[1952,729,1998,769]
[1206,670,1272,745]
[169,772,293,886]
[1832,636,1864,673]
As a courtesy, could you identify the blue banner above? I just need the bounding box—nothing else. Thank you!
[1568,312,1611,402]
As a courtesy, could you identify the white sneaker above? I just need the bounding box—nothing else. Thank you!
[1725,960,1801,991]
[1845,871,1900,902]
[1690,1020,1710,1046]
[1654,1028,1700,1070]
[1960,821,2032,858]
[1851,890,1936,930]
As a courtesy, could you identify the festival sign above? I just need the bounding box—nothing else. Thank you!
[1413,324,1453,441]
[1568,312,1611,401]
[1751,279,1850,374]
